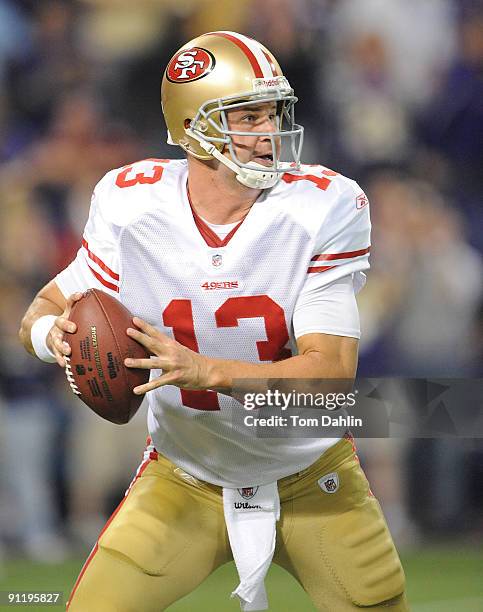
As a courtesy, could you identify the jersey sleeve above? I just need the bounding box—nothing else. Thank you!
[293,274,361,339]
[306,180,371,293]
[55,174,121,298]
[291,180,370,338]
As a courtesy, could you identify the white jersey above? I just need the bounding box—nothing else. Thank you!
[56,159,371,487]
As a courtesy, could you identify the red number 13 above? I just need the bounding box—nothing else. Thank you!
[163,296,291,410]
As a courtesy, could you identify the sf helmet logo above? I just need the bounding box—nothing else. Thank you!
[166,47,215,83]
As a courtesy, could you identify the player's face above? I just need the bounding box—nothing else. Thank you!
[224,102,280,167]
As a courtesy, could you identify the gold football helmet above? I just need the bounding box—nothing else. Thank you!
[161,31,304,189]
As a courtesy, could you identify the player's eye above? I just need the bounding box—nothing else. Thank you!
[242,114,257,122]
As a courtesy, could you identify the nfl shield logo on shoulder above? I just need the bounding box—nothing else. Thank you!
[212,253,223,267]
[318,472,339,494]
[238,486,259,500]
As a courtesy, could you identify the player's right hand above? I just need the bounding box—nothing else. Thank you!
[47,292,83,367]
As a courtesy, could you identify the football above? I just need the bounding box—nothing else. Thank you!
[63,289,150,424]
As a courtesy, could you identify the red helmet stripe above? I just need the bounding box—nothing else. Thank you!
[262,50,278,76]
[210,31,264,78]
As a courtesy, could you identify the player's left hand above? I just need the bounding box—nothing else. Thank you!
[124,317,211,395]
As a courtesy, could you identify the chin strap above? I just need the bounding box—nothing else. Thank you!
[185,128,281,190]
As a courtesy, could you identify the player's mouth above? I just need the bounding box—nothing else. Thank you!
[252,153,274,166]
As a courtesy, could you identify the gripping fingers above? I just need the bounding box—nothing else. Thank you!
[67,292,84,309]
[52,314,77,367]
[58,292,82,336]
[46,293,82,368]
[130,317,171,343]
[49,329,71,367]
[56,316,76,335]
[132,316,156,335]
[133,371,179,395]
[126,326,157,352]
[52,339,70,367]
[124,357,156,369]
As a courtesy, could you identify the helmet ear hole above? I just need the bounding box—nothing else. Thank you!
[184,118,192,129]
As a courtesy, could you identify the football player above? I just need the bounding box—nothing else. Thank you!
[19,31,408,611]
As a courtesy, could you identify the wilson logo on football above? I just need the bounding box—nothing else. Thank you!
[166,47,215,83]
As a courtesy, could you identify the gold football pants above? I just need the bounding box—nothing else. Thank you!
[67,436,408,611]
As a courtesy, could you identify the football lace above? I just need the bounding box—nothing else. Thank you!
[64,356,81,395]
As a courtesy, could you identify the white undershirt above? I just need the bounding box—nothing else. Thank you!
[202,217,239,240]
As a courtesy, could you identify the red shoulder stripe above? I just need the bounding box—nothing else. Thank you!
[87,264,119,292]
[311,246,371,262]
[82,239,119,280]
[307,265,336,274]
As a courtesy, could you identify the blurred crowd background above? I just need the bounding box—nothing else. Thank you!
[0,0,482,567]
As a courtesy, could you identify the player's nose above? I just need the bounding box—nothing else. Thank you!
[256,115,277,138]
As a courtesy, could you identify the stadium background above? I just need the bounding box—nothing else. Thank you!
[0,0,482,610]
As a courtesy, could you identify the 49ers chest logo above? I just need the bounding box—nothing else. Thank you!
[166,47,215,83]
